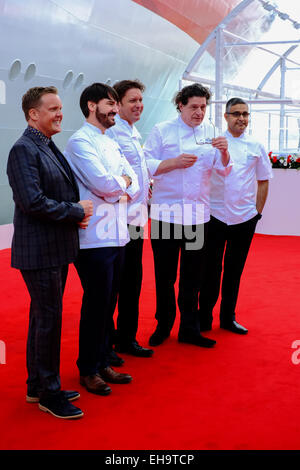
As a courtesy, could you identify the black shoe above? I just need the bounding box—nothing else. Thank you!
[108,350,125,367]
[178,331,216,348]
[149,327,170,347]
[39,391,84,419]
[115,340,154,358]
[220,321,248,335]
[26,389,80,403]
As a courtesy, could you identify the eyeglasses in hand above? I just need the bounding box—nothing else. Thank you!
[193,118,216,145]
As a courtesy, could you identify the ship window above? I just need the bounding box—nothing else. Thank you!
[63,70,74,89]
[74,73,84,90]
[9,60,21,81]
[24,64,36,82]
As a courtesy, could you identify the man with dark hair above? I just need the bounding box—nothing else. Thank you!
[64,83,139,396]
[199,97,273,334]
[144,83,231,348]
[7,86,93,419]
[173,83,212,111]
[225,97,248,114]
[112,79,145,103]
[106,79,153,360]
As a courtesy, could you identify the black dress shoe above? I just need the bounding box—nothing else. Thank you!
[149,327,170,347]
[220,320,248,335]
[115,340,154,358]
[39,391,84,419]
[178,331,216,348]
[108,350,125,367]
[26,389,80,403]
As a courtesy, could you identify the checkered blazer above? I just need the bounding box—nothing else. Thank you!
[7,128,85,270]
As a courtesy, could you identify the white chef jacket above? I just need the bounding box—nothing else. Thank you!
[64,121,139,248]
[210,130,273,225]
[143,115,232,225]
[106,114,149,227]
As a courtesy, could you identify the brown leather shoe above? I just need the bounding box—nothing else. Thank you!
[79,374,112,395]
[98,367,132,384]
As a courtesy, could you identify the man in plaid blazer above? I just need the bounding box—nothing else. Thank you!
[7,86,93,419]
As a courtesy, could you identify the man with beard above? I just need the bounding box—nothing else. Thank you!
[64,83,139,396]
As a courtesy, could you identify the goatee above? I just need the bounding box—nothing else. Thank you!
[95,108,116,129]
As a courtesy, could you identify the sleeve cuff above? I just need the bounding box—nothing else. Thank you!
[146,159,161,178]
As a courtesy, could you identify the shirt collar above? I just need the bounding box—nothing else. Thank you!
[27,125,50,144]
[225,129,246,140]
[115,114,141,139]
[178,115,204,133]
[84,121,103,135]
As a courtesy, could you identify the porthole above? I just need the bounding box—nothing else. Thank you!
[9,59,21,80]
[24,63,36,82]
[74,73,84,90]
[63,70,74,89]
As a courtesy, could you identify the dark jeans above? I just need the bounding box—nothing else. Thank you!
[199,215,259,326]
[75,246,125,375]
[115,225,144,345]
[150,220,207,335]
[21,265,69,398]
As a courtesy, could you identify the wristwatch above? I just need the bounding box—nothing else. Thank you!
[257,213,262,220]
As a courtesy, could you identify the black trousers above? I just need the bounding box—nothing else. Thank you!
[21,265,69,398]
[199,215,259,326]
[151,220,208,335]
[75,246,125,376]
[115,225,144,345]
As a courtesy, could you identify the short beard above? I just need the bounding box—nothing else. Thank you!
[95,108,115,129]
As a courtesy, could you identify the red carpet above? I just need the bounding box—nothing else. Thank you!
[1,234,300,450]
